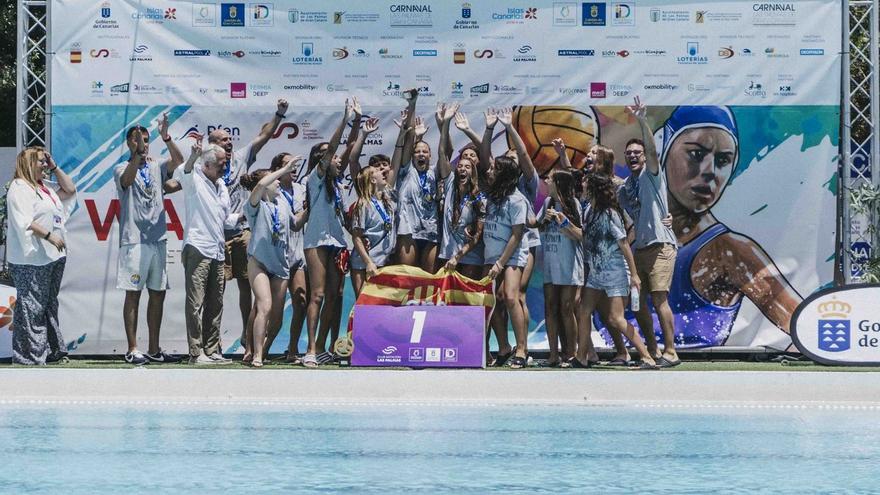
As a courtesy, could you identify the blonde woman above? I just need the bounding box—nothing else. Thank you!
[5,147,77,365]
[350,164,397,297]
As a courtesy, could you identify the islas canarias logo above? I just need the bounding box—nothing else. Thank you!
[818,298,851,352]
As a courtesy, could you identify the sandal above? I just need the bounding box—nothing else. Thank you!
[606,357,631,367]
[491,350,514,367]
[569,357,592,369]
[302,353,319,368]
[632,360,660,370]
[539,358,561,368]
[509,355,528,369]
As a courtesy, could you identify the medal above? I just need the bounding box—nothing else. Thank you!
[332,178,344,220]
[270,200,282,242]
[222,160,233,186]
[417,170,433,203]
[138,165,153,193]
[371,197,393,232]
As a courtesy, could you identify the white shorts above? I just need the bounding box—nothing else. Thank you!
[116,241,169,291]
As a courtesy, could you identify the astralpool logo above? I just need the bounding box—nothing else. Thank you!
[558,49,595,57]
[174,49,211,57]
[818,298,851,352]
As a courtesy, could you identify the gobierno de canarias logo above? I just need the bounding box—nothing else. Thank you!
[818,298,851,352]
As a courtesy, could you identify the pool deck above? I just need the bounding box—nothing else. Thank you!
[2,369,880,406]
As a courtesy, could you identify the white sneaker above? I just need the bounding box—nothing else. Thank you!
[189,352,216,365]
[124,350,149,366]
[207,352,232,364]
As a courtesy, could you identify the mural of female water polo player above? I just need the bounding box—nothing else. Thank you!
[511,104,803,348]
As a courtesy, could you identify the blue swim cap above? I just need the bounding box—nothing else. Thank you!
[655,106,739,168]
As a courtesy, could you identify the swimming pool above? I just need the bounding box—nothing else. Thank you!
[0,403,875,493]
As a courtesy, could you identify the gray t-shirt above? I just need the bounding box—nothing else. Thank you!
[280,182,306,267]
[303,166,347,249]
[583,208,628,276]
[222,142,255,238]
[439,174,486,266]
[632,170,677,249]
[244,198,291,279]
[114,160,169,246]
[484,191,530,267]
[350,195,397,270]
[517,173,540,248]
[396,161,439,242]
[538,197,584,286]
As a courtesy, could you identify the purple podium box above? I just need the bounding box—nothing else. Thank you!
[352,305,486,368]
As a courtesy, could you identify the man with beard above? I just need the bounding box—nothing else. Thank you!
[207,99,289,350]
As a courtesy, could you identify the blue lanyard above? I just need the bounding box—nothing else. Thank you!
[269,200,281,239]
[417,169,432,200]
[460,191,484,212]
[332,178,343,216]
[371,196,392,230]
[222,160,233,186]
[280,187,295,209]
[138,164,153,190]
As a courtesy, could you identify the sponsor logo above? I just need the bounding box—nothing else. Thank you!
[390,4,433,27]
[425,348,441,362]
[165,8,177,19]
[474,49,504,59]
[553,2,579,26]
[443,348,458,363]
[409,348,425,362]
[292,42,323,65]
[271,123,300,140]
[817,299,851,352]
[283,84,317,90]
[333,11,380,23]
[741,48,755,56]
[633,48,667,57]
[132,83,162,95]
[582,2,606,26]
[687,82,711,93]
[248,49,282,58]
[590,82,606,98]
[382,346,398,355]
[764,47,789,58]
[800,48,824,56]
[493,84,522,95]
[609,83,632,96]
[129,44,153,62]
[69,43,82,63]
[470,83,490,96]
[379,47,403,59]
[94,2,120,29]
[455,2,480,29]
[558,87,588,95]
[695,10,743,22]
[601,49,630,58]
[718,46,734,59]
[774,84,796,96]
[110,83,130,95]
[744,80,766,98]
[513,45,537,62]
[251,83,271,96]
[333,47,349,60]
[413,49,438,56]
[193,4,217,26]
[677,42,707,64]
[221,3,246,26]
[649,8,689,22]
[454,43,466,64]
[288,9,328,23]
[230,82,247,98]
[611,2,634,26]
[643,83,678,90]
[250,3,274,26]
[451,81,465,98]
[131,7,167,22]
[752,2,796,26]
[174,49,211,57]
[217,50,246,59]
[492,7,538,23]
[558,49,595,57]
[90,80,104,97]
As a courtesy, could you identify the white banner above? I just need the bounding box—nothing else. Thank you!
[46,0,841,354]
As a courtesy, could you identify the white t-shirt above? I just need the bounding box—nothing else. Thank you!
[174,165,231,261]
[6,179,76,266]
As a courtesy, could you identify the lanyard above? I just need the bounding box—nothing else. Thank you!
[138,164,153,190]
[332,177,343,217]
[280,187,295,209]
[269,200,282,240]
[37,183,59,207]
[222,159,233,186]
[417,169,432,201]
[371,196,392,231]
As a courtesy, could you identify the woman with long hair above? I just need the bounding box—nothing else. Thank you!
[575,174,657,369]
[239,156,305,367]
[260,152,310,363]
[484,156,532,369]
[5,147,77,365]
[391,90,441,272]
[537,169,584,367]
[301,100,353,368]
[350,164,397,296]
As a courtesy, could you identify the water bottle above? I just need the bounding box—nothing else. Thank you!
[630,286,640,311]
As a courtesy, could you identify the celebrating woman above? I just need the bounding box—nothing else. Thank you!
[6,147,77,365]
[350,164,397,296]
[302,100,352,368]
[537,169,584,367]
[575,174,657,369]
[240,156,306,367]
[484,156,532,369]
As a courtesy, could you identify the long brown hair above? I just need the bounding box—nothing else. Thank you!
[585,173,623,226]
[550,169,581,228]
[451,158,480,226]
[486,155,520,204]
[593,145,615,177]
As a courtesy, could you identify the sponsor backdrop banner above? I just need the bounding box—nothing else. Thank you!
[46,0,840,354]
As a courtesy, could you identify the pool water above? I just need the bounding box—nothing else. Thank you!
[0,403,876,494]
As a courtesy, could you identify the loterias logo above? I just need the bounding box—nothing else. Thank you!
[791,285,880,366]
[292,42,323,64]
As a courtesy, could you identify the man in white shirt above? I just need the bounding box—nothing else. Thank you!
[168,142,234,364]
[210,99,289,348]
[114,114,184,365]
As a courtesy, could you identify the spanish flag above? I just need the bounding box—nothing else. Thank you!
[355,265,495,319]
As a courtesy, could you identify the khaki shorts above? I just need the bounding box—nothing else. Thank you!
[116,241,169,291]
[634,243,676,293]
[224,229,251,281]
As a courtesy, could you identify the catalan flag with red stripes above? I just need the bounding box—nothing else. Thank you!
[354,265,495,321]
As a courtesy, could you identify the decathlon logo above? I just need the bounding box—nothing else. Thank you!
[817,298,851,352]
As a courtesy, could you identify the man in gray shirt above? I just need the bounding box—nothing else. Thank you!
[620,97,681,367]
[114,114,183,365]
[208,99,289,350]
